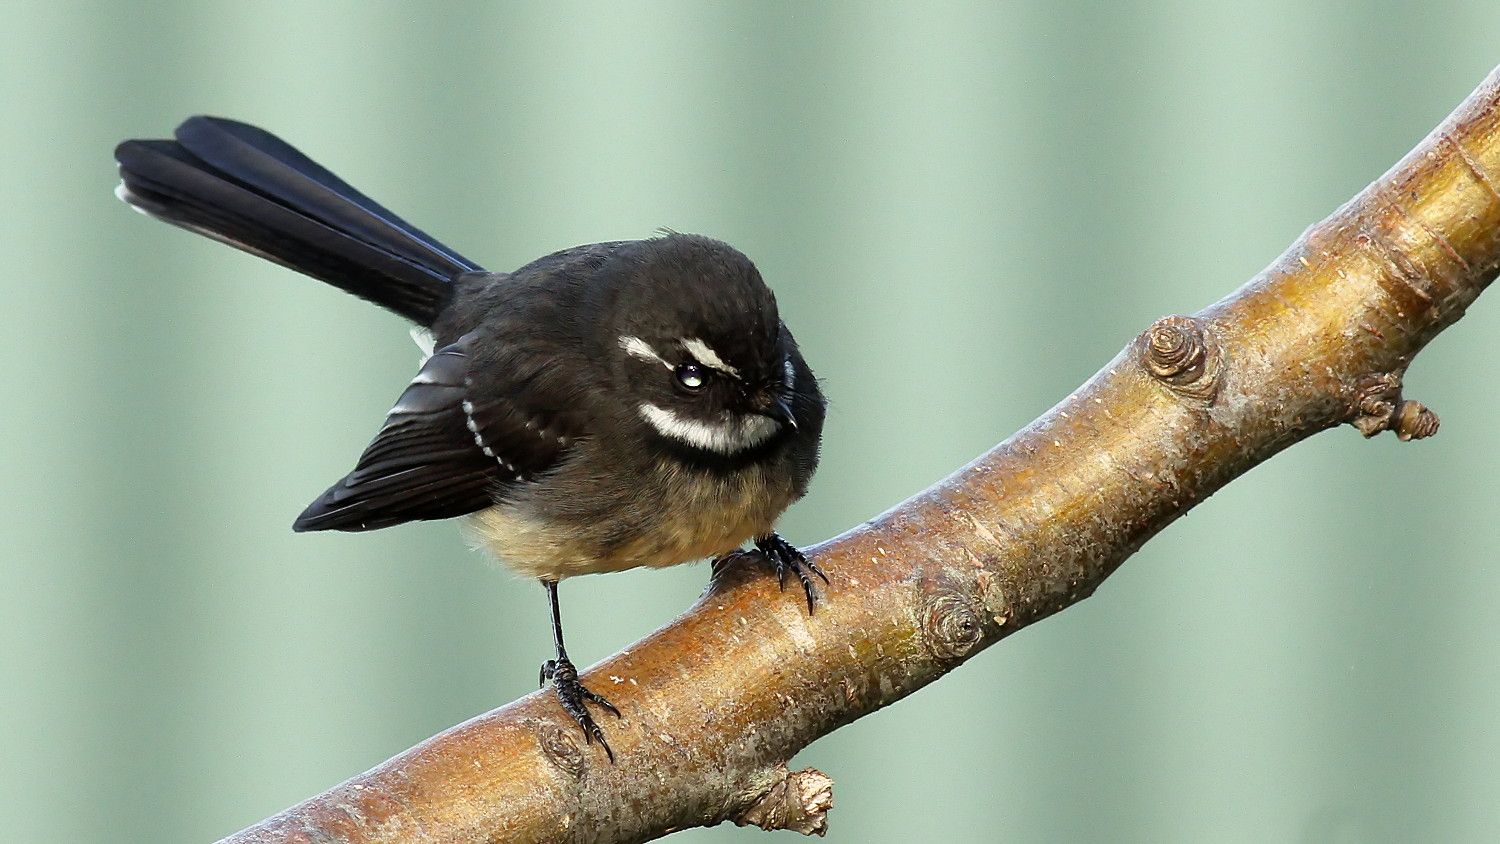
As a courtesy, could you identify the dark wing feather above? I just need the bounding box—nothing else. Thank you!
[292,333,573,532]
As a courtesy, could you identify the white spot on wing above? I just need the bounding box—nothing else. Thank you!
[463,398,518,475]
[681,338,739,377]
[638,403,778,454]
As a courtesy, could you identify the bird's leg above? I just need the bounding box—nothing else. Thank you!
[537,579,620,762]
[753,533,829,614]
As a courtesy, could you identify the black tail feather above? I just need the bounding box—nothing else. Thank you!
[115,116,481,326]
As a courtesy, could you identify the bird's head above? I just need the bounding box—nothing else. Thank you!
[606,233,818,457]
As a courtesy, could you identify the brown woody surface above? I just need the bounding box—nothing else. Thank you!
[220,67,1500,843]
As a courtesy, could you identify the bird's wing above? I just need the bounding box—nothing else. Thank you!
[293,332,575,532]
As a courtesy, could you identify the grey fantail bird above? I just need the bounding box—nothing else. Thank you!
[113,116,827,760]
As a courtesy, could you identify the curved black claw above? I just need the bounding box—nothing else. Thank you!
[540,656,621,762]
[754,533,829,614]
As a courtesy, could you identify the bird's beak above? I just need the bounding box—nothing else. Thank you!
[761,395,799,431]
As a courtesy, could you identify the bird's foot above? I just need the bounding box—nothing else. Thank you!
[754,533,829,614]
[540,656,621,762]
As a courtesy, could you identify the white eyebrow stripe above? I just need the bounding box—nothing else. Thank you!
[638,404,779,453]
[681,338,739,377]
[619,335,671,368]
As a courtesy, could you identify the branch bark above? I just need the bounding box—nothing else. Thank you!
[221,68,1500,844]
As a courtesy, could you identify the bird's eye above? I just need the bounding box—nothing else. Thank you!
[674,362,707,392]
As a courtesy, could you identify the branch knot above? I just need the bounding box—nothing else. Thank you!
[732,765,834,837]
[1140,315,1220,401]
[538,722,586,778]
[922,589,985,660]
[1352,372,1441,441]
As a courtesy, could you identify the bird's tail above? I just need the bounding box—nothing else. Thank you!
[114,116,481,326]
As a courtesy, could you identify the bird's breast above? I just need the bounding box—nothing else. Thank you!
[466,457,799,580]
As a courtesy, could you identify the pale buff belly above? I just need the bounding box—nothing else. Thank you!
[465,462,795,580]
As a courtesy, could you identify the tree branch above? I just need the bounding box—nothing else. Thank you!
[221,67,1500,844]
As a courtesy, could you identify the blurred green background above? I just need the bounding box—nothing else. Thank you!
[4,2,1499,841]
